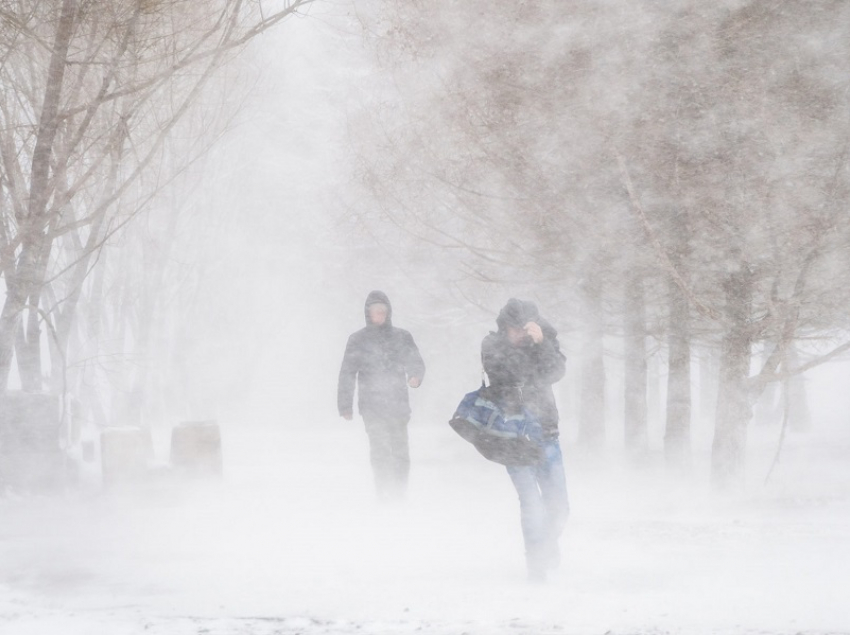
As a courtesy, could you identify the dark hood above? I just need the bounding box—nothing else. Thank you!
[364,290,393,326]
[495,298,558,339]
[496,298,539,331]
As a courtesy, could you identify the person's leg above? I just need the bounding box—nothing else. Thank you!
[506,464,547,580]
[536,438,570,568]
[363,416,393,499]
[383,417,410,500]
[363,416,410,501]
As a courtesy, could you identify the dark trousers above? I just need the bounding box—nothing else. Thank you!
[363,415,410,500]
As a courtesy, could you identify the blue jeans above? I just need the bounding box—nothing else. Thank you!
[506,438,569,573]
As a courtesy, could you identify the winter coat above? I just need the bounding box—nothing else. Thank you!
[481,299,566,438]
[338,291,426,420]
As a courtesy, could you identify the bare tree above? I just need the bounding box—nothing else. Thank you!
[352,0,850,489]
[0,0,312,393]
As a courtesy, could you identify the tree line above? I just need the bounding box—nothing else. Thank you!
[347,0,850,488]
[0,1,311,431]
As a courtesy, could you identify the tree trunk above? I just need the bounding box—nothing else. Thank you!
[624,272,648,454]
[17,289,44,392]
[647,350,663,429]
[753,344,781,426]
[711,266,753,490]
[665,275,691,467]
[0,243,46,391]
[699,345,719,424]
[17,238,54,392]
[0,0,78,392]
[579,268,605,450]
[786,343,811,432]
[49,163,115,394]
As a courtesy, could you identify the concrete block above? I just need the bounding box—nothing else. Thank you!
[170,420,222,476]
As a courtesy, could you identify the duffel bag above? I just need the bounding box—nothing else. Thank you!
[449,386,544,466]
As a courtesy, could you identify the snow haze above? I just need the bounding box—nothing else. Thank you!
[2,2,850,635]
[3,399,849,634]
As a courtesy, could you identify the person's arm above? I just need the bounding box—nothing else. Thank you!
[337,335,360,418]
[530,321,566,385]
[404,331,425,388]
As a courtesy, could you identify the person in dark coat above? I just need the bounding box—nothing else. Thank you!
[482,298,569,581]
[338,290,425,501]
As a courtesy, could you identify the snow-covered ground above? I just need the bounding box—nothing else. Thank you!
[3,5,849,634]
[2,398,849,635]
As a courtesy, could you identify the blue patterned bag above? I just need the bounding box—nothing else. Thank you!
[449,386,544,466]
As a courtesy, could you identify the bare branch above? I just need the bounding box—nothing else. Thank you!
[616,150,722,321]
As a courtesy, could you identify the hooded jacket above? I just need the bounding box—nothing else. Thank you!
[481,298,566,437]
[337,291,426,419]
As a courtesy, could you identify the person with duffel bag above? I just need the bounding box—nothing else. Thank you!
[452,298,569,582]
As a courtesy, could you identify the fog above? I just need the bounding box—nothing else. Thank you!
[2,2,850,634]
[3,383,849,633]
